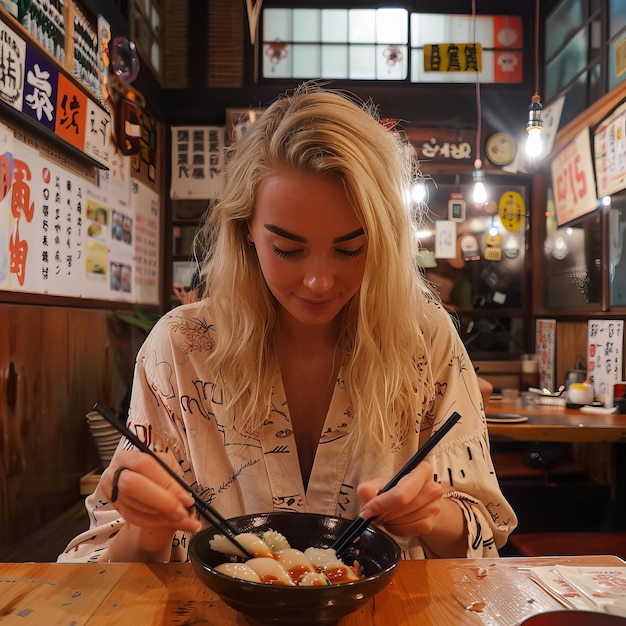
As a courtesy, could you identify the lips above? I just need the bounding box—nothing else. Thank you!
[297,296,336,310]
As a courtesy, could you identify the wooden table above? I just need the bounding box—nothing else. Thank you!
[486,400,626,443]
[0,556,623,625]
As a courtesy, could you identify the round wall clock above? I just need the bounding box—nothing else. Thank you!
[486,133,516,166]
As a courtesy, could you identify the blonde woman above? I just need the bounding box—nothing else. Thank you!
[60,87,516,563]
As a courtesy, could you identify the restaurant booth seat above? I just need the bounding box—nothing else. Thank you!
[491,444,612,539]
[508,531,626,560]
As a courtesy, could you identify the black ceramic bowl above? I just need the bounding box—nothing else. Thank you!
[189,511,401,625]
[518,611,626,625]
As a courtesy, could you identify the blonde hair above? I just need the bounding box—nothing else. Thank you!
[199,86,437,452]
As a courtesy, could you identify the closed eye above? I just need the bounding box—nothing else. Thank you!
[272,245,365,259]
[273,246,302,259]
[338,245,365,258]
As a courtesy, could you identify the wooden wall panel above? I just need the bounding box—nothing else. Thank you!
[163,0,189,88]
[0,304,131,556]
[555,321,591,387]
[208,0,244,87]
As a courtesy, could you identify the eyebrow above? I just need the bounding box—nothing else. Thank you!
[264,224,365,244]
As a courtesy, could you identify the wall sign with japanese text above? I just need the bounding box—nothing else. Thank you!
[550,129,598,226]
[536,318,556,392]
[0,18,26,111]
[423,44,482,72]
[170,126,226,199]
[587,319,624,407]
[594,102,626,198]
[406,128,473,165]
[0,122,159,304]
[0,16,110,169]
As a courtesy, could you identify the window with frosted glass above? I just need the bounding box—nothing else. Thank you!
[545,29,588,101]
[610,0,626,38]
[261,9,522,84]
[543,0,603,132]
[262,8,408,80]
[131,0,162,77]
[558,73,588,127]
[545,0,584,60]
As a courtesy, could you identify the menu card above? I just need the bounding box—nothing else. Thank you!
[529,565,626,617]
[587,320,624,407]
[536,319,556,392]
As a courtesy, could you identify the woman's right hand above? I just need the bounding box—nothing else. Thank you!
[102,449,202,559]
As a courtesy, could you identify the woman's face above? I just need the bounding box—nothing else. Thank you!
[249,168,368,328]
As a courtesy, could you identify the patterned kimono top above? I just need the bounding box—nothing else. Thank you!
[59,300,517,563]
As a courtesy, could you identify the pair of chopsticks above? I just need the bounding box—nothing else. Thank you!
[91,403,254,559]
[331,411,462,555]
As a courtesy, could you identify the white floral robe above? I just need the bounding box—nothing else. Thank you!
[59,300,516,563]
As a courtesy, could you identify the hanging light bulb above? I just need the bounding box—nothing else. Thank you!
[526,0,543,159]
[470,0,486,207]
[472,159,487,205]
[526,93,543,158]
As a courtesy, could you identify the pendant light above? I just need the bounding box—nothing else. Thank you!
[471,0,487,205]
[526,0,543,158]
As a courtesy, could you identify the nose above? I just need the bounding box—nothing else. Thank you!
[303,256,334,293]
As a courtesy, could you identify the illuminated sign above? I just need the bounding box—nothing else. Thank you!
[423,44,482,72]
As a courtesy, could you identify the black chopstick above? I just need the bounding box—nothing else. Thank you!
[91,402,254,559]
[331,411,462,556]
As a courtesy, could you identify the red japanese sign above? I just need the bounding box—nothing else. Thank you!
[9,159,35,286]
[550,129,598,225]
[493,16,523,83]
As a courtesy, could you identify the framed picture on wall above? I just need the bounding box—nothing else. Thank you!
[225,108,265,145]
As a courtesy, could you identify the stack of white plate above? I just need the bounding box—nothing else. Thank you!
[85,409,122,467]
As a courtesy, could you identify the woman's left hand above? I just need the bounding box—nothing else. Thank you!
[356,461,444,537]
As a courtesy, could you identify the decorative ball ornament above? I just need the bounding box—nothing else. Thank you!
[110,37,140,83]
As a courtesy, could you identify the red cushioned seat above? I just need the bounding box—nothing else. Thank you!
[509,532,626,560]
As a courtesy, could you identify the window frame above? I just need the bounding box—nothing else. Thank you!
[541,0,626,130]
[258,5,524,86]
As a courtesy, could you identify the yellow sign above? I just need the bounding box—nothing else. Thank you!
[498,191,525,232]
[423,44,482,72]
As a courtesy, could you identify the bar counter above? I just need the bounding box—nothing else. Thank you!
[485,400,626,443]
[1,555,624,625]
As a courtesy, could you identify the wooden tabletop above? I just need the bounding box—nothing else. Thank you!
[0,555,623,625]
[486,400,626,443]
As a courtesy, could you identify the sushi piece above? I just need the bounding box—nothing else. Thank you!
[214,562,262,582]
[320,560,363,584]
[276,549,315,583]
[299,571,331,586]
[304,546,339,567]
[262,529,290,552]
[245,558,296,586]
[209,532,274,558]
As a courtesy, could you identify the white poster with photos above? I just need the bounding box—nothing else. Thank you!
[1,125,159,304]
